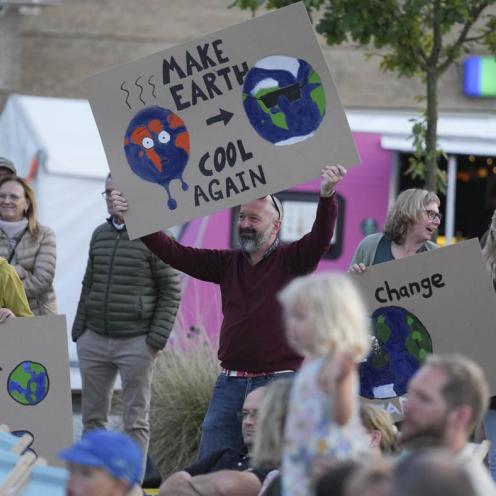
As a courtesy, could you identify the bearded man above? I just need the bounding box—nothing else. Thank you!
[111,165,345,460]
[402,354,496,496]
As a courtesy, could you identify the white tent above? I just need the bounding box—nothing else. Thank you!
[0,95,109,388]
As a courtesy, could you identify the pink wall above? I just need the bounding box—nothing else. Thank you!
[320,131,393,270]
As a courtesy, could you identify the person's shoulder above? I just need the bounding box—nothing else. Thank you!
[462,455,496,495]
[353,232,384,254]
[360,232,384,245]
[92,221,113,236]
[37,224,55,235]
[35,224,57,243]
[425,240,439,250]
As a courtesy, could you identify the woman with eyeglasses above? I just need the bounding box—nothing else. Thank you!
[0,175,57,315]
[349,188,441,272]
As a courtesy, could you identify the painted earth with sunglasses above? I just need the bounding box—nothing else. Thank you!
[242,55,325,146]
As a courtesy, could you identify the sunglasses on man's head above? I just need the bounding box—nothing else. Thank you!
[269,194,281,220]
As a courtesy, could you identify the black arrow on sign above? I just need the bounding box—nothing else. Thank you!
[206,108,234,127]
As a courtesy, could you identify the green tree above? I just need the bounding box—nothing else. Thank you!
[231,0,496,192]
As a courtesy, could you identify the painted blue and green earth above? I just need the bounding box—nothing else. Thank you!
[7,361,49,406]
[359,306,433,400]
[242,55,326,146]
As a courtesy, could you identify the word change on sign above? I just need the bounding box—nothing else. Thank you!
[350,239,496,419]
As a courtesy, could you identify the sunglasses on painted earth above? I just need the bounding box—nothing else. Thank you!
[256,82,302,109]
[425,209,442,221]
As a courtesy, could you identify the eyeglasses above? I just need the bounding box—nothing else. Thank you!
[269,194,281,220]
[0,193,22,202]
[101,190,112,199]
[236,409,258,421]
[425,209,442,222]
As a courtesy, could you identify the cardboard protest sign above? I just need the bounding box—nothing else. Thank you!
[86,2,359,239]
[350,238,496,419]
[0,315,73,466]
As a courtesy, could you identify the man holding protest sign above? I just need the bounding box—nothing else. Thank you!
[111,164,346,459]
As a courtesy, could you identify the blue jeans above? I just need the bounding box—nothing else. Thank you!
[484,410,496,480]
[198,371,295,460]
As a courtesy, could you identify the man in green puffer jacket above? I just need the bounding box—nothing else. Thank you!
[72,174,181,478]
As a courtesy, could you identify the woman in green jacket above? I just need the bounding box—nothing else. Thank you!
[350,188,441,272]
[0,257,33,320]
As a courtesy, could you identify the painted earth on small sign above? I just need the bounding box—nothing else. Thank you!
[7,361,50,406]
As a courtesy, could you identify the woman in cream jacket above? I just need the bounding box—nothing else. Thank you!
[0,176,57,315]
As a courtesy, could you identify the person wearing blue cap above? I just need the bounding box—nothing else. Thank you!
[59,429,144,496]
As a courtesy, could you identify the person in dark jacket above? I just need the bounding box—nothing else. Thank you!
[72,173,181,478]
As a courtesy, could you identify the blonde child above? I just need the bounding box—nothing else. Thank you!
[278,272,371,496]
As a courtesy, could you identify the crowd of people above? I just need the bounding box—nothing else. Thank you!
[2,154,496,496]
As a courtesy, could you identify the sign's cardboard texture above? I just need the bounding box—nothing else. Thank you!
[86,3,359,238]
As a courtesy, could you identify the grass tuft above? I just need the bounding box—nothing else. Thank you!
[149,328,219,478]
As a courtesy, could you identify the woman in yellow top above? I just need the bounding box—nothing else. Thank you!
[0,257,33,320]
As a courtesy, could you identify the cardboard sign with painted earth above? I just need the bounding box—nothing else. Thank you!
[86,2,359,239]
[359,306,432,400]
[0,316,73,466]
[350,239,496,419]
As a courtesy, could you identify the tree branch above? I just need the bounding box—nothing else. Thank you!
[463,31,490,44]
[438,1,490,73]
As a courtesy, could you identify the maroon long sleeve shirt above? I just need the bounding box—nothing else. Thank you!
[142,194,337,372]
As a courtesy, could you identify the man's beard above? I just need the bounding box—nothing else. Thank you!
[239,226,272,253]
[400,415,448,449]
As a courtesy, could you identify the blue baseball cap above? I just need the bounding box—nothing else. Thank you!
[59,430,142,486]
